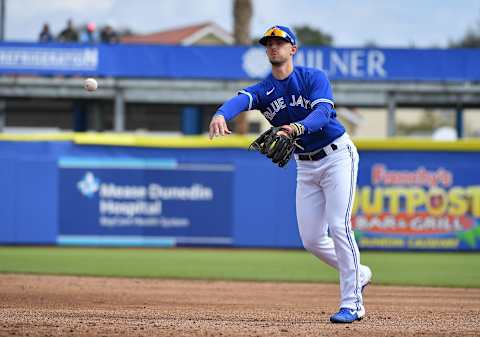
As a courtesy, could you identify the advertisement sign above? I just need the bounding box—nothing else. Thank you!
[353,153,480,251]
[1,42,480,81]
[58,158,234,247]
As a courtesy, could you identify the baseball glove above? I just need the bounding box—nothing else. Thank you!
[249,126,299,167]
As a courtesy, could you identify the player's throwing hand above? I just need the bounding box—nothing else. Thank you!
[209,115,231,139]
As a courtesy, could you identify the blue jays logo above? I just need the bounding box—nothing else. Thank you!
[263,95,311,121]
[264,97,286,120]
[289,95,311,109]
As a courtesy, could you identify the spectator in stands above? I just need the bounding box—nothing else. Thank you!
[80,22,97,44]
[58,19,79,42]
[38,23,53,43]
[100,25,119,44]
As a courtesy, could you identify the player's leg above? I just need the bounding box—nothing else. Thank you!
[322,143,364,318]
[296,160,371,281]
[295,161,338,269]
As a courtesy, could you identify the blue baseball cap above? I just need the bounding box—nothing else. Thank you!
[259,25,297,46]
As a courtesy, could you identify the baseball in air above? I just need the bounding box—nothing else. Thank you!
[84,78,98,91]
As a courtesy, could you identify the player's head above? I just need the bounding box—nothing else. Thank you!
[259,25,297,66]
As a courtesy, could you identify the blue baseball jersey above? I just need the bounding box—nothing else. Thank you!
[240,66,345,153]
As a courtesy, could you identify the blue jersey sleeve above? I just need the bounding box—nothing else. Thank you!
[299,102,333,133]
[215,82,264,121]
[238,82,264,110]
[215,94,250,121]
[297,70,335,133]
[308,69,335,108]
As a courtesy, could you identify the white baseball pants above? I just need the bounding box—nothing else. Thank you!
[295,133,364,312]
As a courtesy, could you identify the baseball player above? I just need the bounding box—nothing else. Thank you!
[209,25,372,323]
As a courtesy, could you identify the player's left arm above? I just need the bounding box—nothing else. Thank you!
[279,70,334,137]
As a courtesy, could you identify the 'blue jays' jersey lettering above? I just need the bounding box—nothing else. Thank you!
[240,66,345,153]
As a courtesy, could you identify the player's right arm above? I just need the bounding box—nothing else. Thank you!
[208,84,261,139]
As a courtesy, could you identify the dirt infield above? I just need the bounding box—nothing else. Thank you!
[0,274,479,337]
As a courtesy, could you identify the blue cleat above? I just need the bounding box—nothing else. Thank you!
[330,308,364,323]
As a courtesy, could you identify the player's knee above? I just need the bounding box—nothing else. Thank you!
[301,237,332,253]
[301,238,316,253]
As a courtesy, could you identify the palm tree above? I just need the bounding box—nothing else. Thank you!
[233,0,252,134]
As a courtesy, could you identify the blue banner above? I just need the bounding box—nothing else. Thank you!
[58,157,234,246]
[0,42,479,81]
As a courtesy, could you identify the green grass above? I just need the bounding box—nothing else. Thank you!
[0,246,478,288]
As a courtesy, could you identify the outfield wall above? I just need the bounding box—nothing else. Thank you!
[1,134,479,251]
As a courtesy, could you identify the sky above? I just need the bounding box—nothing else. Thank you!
[6,0,480,47]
